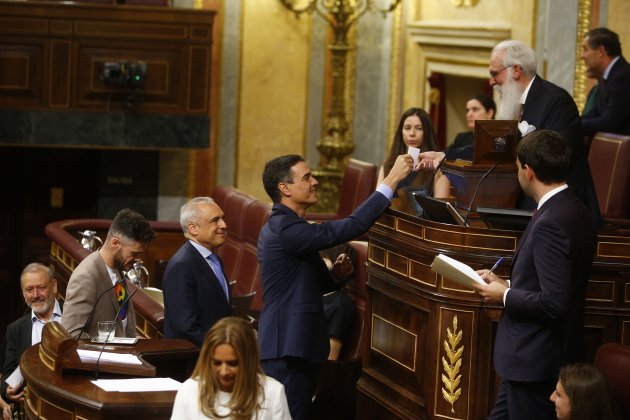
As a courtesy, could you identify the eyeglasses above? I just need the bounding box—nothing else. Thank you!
[489,65,513,80]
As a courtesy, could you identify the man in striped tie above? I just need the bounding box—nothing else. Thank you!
[163,197,233,347]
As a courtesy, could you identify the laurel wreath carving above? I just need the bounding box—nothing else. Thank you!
[441,316,463,413]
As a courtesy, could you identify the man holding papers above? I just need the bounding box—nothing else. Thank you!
[472,130,597,420]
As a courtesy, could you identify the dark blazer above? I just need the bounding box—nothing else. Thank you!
[2,301,63,399]
[447,131,474,161]
[163,241,232,347]
[257,191,391,364]
[582,56,630,136]
[494,188,596,382]
[520,76,601,226]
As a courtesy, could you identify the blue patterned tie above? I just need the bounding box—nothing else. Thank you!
[207,253,229,299]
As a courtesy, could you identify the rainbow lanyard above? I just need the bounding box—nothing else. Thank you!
[114,281,128,320]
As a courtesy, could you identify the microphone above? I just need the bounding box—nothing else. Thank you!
[462,159,503,226]
[426,143,456,196]
[93,284,140,379]
[75,277,126,341]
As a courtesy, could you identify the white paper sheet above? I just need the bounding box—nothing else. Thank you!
[5,366,23,388]
[408,146,420,166]
[77,349,143,365]
[91,377,182,392]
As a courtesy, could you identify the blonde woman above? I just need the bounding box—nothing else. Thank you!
[171,317,291,420]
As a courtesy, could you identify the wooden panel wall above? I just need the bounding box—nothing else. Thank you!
[0,1,215,114]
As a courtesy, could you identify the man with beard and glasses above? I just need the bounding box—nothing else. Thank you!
[62,208,155,338]
[418,40,601,227]
[2,263,62,407]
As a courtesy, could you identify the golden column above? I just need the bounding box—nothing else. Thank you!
[279,0,402,212]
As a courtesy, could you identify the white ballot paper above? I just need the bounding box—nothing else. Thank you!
[6,366,23,388]
[91,377,182,392]
[77,349,143,365]
[431,253,486,289]
[408,146,420,166]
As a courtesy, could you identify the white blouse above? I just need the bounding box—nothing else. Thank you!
[170,374,291,420]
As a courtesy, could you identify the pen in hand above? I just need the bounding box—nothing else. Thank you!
[487,257,505,276]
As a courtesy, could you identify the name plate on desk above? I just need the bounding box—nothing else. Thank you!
[91,337,139,345]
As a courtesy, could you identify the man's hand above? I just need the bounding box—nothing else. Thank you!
[0,399,11,420]
[381,154,414,191]
[6,384,23,402]
[330,253,354,280]
[416,151,446,171]
[471,269,509,304]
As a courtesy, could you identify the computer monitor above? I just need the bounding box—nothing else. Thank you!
[476,206,532,231]
[413,194,468,226]
[473,120,519,164]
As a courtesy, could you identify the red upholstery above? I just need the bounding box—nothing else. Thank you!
[588,132,630,219]
[306,158,378,222]
[594,342,630,419]
[211,186,270,313]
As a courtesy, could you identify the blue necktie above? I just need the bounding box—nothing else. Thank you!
[207,253,229,300]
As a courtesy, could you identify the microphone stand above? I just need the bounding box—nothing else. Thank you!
[75,278,126,341]
[462,159,503,226]
[93,284,139,380]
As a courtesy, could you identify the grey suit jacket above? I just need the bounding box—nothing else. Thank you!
[61,251,136,338]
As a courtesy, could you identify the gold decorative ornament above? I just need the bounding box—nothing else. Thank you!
[441,315,463,413]
[450,0,480,7]
[279,0,402,211]
[572,0,592,112]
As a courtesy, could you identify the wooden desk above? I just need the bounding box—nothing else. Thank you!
[21,338,198,419]
[357,208,630,419]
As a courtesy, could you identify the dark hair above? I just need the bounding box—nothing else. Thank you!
[262,154,304,203]
[109,208,155,243]
[467,93,496,118]
[585,28,622,57]
[382,107,437,177]
[559,363,618,420]
[517,130,571,184]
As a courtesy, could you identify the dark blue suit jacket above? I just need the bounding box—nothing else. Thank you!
[257,191,391,364]
[521,76,601,227]
[1,313,31,399]
[582,56,630,136]
[163,241,232,347]
[494,188,596,382]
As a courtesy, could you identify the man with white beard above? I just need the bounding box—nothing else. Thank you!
[489,40,600,227]
[2,263,62,406]
[420,40,601,227]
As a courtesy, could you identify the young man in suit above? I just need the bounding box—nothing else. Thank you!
[61,208,155,338]
[163,197,232,348]
[580,27,630,136]
[257,153,413,420]
[473,130,597,420]
[2,263,62,405]
[489,40,601,228]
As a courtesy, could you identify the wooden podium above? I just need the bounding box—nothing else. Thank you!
[21,322,198,419]
[356,208,630,419]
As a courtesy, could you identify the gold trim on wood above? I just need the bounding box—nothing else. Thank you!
[573,0,592,112]
[441,316,463,413]
[596,240,630,259]
[370,313,418,371]
[450,0,479,7]
[386,250,409,276]
[585,279,616,302]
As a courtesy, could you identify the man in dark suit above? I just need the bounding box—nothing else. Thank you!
[2,263,62,405]
[257,154,413,420]
[163,197,232,348]
[473,130,597,420]
[489,39,601,226]
[580,27,630,136]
